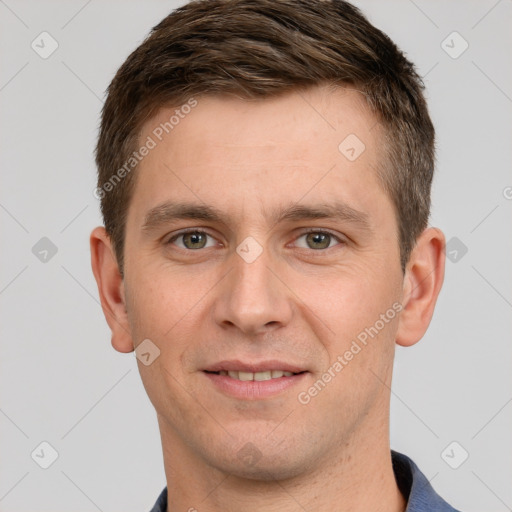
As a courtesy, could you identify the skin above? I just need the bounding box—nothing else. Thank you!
[91,84,445,512]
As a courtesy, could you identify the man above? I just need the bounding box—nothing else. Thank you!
[90,0,461,510]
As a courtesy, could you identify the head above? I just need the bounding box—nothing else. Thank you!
[95,0,435,276]
[91,0,445,481]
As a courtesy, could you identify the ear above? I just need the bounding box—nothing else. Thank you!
[395,227,446,347]
[90,226,134,353]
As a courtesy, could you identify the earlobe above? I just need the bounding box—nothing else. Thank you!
[395,227,446,347]
[90,226,134,353]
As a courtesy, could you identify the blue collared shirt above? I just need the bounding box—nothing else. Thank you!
[149,450,461,511]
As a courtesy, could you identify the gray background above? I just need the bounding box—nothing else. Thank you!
[1,1,511,511]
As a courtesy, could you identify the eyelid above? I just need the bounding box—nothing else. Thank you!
[165,227,345,249]
[166,228,220,247]
[290,228,345,249]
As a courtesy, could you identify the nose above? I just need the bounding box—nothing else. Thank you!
[213,245,293,336]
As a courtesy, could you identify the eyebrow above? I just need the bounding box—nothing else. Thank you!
[141,200,372,233]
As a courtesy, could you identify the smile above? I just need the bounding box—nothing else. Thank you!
[202,362,308,399]
[208,370,298,381]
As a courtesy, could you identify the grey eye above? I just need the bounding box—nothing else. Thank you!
[295,232,340,250]
[169,231,216,250]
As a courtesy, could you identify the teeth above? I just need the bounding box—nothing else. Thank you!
[220,370,297,381]
[254,371,272,381]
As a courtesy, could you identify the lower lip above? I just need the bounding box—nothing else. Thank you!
[203,372,308,400]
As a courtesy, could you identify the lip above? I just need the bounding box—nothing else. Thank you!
[203,371,308,400]
[202,360,309,400]
[203,359,307,373]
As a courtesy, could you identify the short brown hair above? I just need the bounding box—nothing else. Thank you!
[96,0,435,274]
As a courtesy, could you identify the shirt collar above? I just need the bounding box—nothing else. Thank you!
[391,450,461,511]
[149,451,461,512]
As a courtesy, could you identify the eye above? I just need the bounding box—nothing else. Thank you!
[167,230,217,250]
[293,230,343,250]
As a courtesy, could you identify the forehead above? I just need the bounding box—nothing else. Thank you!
[143,85,377,159]
[131,85,390,227]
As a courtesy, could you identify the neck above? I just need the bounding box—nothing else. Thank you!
[157,411,406,512]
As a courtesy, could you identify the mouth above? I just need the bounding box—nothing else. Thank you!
[202,360,308,400]
[204,369,304,381]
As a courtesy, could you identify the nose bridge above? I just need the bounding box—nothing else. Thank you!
[234,246,272,303]
[213,241,291,334]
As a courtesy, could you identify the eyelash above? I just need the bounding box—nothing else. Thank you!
[166,228,344,251]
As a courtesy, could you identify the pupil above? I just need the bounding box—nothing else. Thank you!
[185,232,205,249]
[308,233,329,249]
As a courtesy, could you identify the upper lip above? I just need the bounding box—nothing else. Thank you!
[203,359,307,373]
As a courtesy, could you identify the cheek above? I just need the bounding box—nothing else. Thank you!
[124,268,214,380]
[304,269,396,340]
[301,267,401,392]
[124,273,203,419]
[126,267,197,331]
[297,275,400,426]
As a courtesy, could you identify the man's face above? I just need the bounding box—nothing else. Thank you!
[122,85,405,479]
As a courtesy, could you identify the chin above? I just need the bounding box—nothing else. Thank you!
[220,457,308,482]
[203,439,319,482]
